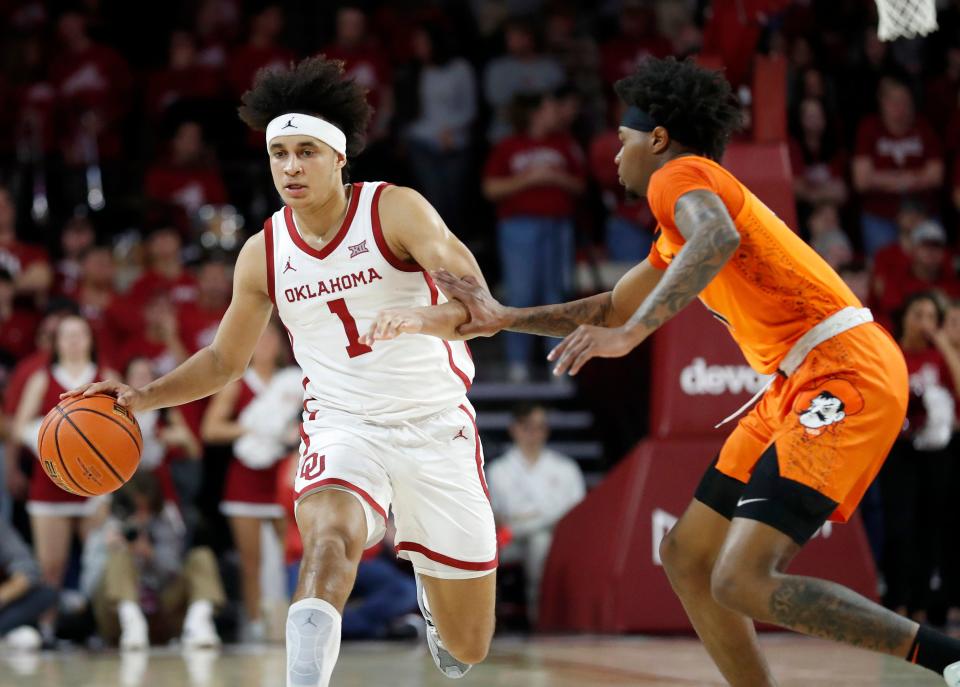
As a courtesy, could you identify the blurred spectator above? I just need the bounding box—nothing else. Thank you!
[599,1,671,90]
[483,92,585,381]
[146,31,223,123]
[193,0,241,71]
[807,203,853,269]
[870,200,927,308]
[82,472,223,649]
[923,45,960,136]
[838,261,870,304]
[177,259,231,353]
[50,12,132,165]
[872,220,960,332]
[853,78,943,257]
[125,357,199,508]
[53,214,95,296]
[399,22,477,236]
[789,98,848,222]
[145,121,229,219]
[323,5,393,141]
[487,403,585,623]
[118,293,189,376]
[278,455,419,640]
[880,292,960,620]
[201,321,295,643]
[64,245,123,368]
[0,185,52,299]
[227,5,294,99]
[589,106,655,262]
[545,7,602,135]
[483,17,565,142]
[0,518,57,651]
[124,226,198,312]
[6,315,116,642]
[0,269,40,375]
[839,28,896,131]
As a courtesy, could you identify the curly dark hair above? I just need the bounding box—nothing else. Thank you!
[238,56,372,158]
[614,57,742,161]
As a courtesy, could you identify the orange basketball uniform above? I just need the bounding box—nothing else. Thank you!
[646,155,908,523]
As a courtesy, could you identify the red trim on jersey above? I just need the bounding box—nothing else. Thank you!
[264,216,276,305]
[285,183,363,260]
[422,271,472,391]
[394,542,498,571]
[298,478,388,522]
[458,403,490,501]
[370,183,421,272]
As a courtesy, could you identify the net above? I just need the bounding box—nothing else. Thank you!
[876,0,938,41]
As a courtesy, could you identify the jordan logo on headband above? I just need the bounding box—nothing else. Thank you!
[282,117,297,129]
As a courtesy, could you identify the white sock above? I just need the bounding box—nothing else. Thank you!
[118,600,145,624]
[184,599,213,625]
[286,598,341,687]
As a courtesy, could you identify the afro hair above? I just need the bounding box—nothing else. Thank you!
[238,56,372,158]
[614,57,742,161]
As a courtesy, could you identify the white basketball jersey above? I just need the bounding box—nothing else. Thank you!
[264,181,474,423]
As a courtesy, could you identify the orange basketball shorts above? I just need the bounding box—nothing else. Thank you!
[716,322,909,523]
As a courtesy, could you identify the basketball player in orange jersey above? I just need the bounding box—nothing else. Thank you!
[387,57,960,685]
[63,57,497,686]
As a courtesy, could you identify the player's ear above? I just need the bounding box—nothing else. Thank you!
[651,126,670,155]
[335,152,347,170]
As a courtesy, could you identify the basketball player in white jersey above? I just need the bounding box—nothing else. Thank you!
[63,57,497,686]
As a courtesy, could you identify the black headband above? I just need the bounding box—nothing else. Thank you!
[621,106,658,132]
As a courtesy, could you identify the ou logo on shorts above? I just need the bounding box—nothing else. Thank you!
[300,453,326,481]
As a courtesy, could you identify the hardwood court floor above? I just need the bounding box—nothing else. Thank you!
[0,634,947,686]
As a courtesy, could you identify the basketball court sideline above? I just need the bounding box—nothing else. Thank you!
[0,635,944,686]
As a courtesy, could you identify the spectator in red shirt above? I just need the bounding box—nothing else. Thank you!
[483,92,585,381]
[0,269,39,396]
[588,105,655,262]
[145,31,223,123]
[599,1,672,90]
[806,203,854,270]
[50,12,132,165]
[323,6,393,142]
[125,226,199,311]
[853,78,944,257]
[789,98,848,223]
[178,260,230,354]
[145,120,229,218]
[67,246,124,369]
[870,200,927,312]
[118,292,189,377]
[53,214,95,297]
[227,5,294,98]
[873,220,960,331]
[0,185,52,300]
[880,292,960,617]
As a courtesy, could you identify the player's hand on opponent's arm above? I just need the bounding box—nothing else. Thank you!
[548,324,647,377]
[359,308,426,345]
[432,270,510,337]
[59,380,145,412]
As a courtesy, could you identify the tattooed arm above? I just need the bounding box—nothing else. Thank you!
[549,190,741,375]
[431,258,664,338]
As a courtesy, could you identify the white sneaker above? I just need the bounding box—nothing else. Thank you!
[241,619,266,644]
[416,576,472,679]
[118,601,149,651]
[3,626,41,651]
[945,660,960,686]
[181,600,221,649]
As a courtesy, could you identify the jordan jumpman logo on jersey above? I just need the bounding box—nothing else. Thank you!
[283,257,296,274]
[453,427,468,441]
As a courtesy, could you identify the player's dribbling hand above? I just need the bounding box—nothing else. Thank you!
[359,308,425,345]
[60,380,144,412]
[432,270,509,337]
[548,324,644,376]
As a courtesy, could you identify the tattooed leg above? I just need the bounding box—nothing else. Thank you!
[711,517,919,659]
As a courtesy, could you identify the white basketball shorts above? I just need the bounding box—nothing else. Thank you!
[293,400,497,579]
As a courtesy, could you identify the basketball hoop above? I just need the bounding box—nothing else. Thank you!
[876,0,938,41]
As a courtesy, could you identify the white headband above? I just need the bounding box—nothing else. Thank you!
[266,113,347,157]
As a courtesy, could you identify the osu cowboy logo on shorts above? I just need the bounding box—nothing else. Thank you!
[793,378,865,436]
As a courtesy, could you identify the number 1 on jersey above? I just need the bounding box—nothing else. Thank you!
[327,298,372,358]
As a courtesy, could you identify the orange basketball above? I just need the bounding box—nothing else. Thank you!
[36,394,142,497]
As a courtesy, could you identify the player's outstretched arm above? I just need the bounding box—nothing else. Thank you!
[61,233,274,412]
[433,258,664,338]
[361,186,489,343]
[550,190,740,376]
